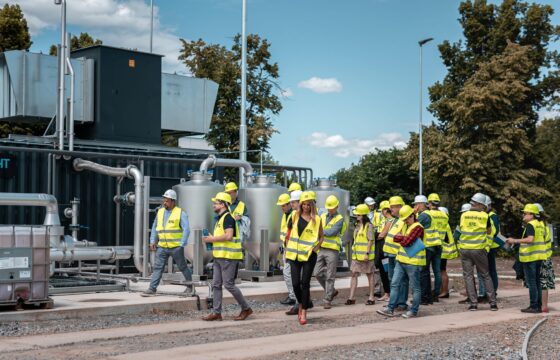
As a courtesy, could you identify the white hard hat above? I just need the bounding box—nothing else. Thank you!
[162,189,177,201]
[290,190,302,202]
[534,203,544,213]
[460,203,472,213]
[412,195,428,204]
[439,206,449,216]
[364,197,376,206]
[485,195,492,206]
[470,193,487,205]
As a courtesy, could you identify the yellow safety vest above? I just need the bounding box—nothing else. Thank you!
[383,218,405,255]
[229,200,246,218]
[352,223,374,261]
[424,210,446,247]
[543,221,553,259]
[519,220,548,263]
[320,213,347,252]
[458,210,489,250]
[441,223,459,260]
[372,210,383,231]
[285,214,321,262]
[396,222,426,266]
[156,207,183,248]
[488,211,500,249]
[376,212,387,233]
[212,212,243,260]
[280,210,293,242]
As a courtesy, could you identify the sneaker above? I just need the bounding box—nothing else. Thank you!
[468,304,478,311]
[520,307,541,314]
[402,311,417,318]
[280,296,296,305]
[234,308,253,321]
[202,313,223,321]
[323,302,332,309]
[377,308,395,317]
[141,288,157,297]
[490,304,498,311]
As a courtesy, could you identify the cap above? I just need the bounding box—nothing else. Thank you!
[162,189,177,201]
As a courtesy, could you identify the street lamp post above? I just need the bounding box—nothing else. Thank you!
[149,0,154,53]
[239,0,248,186]
[418,37,433,195]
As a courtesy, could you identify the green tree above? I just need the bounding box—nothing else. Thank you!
[0,4,32,52]
[534,117,560,223]
[178,34,282,162]
[334,148,417,205]
[49,32,103,56]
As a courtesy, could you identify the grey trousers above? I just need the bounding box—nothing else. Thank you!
[283,253,296,300]
[313,248,339,302]
[460,249,496,305]
[212,258,250,314]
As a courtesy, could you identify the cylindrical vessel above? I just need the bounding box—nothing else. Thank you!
[238,175,286,268]
[310,179,351,244]
[174,172,223,265]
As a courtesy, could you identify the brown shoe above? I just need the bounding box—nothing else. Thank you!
[234,308,253,321]
[202,313,222,321]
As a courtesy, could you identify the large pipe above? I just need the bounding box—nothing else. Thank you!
[0,193,60,226]
[56,0,66,151]
[65,57,75,152]
[113,192,161,206]
[200,154,254,182]
[51,247,132,262]
[239,0,248,187]
[73,158,144,273]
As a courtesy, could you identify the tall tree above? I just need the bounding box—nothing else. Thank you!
[534,117,560,222]
[0,4,32,52]
[178,34,282,162]
[49,32,103,56]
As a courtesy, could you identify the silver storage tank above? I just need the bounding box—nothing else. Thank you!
[310,179,351,245]
[238,175,286,269]
[0,225,51,307]
[173,172,223,266]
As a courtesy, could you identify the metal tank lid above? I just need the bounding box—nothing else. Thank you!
[189,171,213,182]
[316,178,336,188]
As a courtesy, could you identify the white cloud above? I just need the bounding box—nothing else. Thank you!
[281,88,294,98]
[538,108,560,121]
[298,77,342,93]
[8,0,185,73]
[306,132,407,158]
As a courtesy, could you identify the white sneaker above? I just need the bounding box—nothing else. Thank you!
[402,311,417,318]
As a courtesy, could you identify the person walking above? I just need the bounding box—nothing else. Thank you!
[315,195,347,309]
[202,192,253,321]
[285,191,323,325]
[535,203,555,313]
[458,193,498,311]
[438,206,458,299]
[506,204,548,313]
[375,200,392,301]
[277,193,296,306]
[142,189,192,297]
[284,190,302,315]
[477,195,500,302]
[346,204,376,306]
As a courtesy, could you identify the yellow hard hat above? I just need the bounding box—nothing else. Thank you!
[428,193,441,203]
[379,200,390,210]
[288,183,302,192]
[211,192,232,204]
[325,195,339,210]
[353,204,369,216]
[225,182,238,192]
[399,205,415,221]
[300,191,316,203]
[276,193,291,206]
[389,196,405,206]
[522,204,539,215]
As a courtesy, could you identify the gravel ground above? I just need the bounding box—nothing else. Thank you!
[526,316,560,360]
[268,317,546,360]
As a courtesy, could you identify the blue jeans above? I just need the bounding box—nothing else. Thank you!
[478,248,498,296]
[387,254,408,308]
[149,246,192,291]
[388,261,421,314]
[522,260,542,310]
[421,246,442,302]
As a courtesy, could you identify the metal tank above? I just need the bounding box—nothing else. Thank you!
[238,175,286,269]
[310,178,352,245]
[173,172,223,267]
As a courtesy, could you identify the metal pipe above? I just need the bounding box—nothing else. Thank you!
[149,0,154,53]
[56,0,66,151]
[239,0,248,187]
[71,198,79,239]
[200,154,254,182]
[51,247,132,262]
[0,193,60,226]
[113,192,161,206]
[142,176,150,277]
[65,57,75,152]
[73,158,145,273]
[115,177,123,273]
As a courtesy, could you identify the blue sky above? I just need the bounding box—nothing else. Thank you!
[11,0,560,177]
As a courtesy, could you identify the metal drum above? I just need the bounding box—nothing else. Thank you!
[310,178,351,245]
[238,175,286,269]
[173,172,223,265]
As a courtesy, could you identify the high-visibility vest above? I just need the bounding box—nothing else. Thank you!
[280,210,293,241]
[396,222,426,266]
[376,212,387,233]
[441,223,459,260]
[320,213,347,251]
[519,220,548,263]
[371,210,383,231]
[156,207,183,248]
[542,221,553,259]
[458,210,489,250]
[229,200,246,218]
[285,214,321,262]
[488,211,500,249]
[212,212,243,260]
[424,210,446,247]
[352,223,374,261]
[383,218,404,255]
